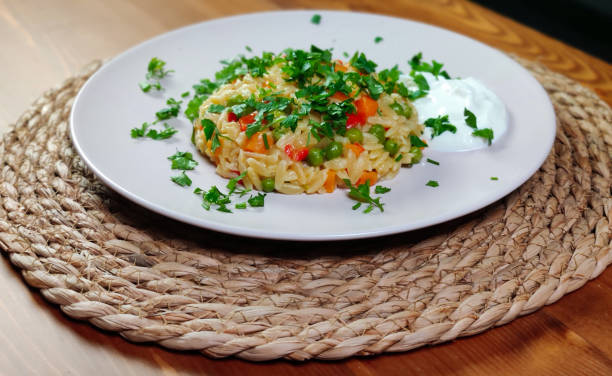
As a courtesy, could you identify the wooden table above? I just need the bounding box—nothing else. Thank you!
[1,1,611,374]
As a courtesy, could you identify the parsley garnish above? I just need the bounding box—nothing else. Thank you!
[155,98,182,121]
[168,151,197,187]
[247,193,266,207]
[424,115,457,138]
[464,108,494,145]
[472,128,494,145]
[426,180,439,187]
[171,171,192,187]
[375,185,391,194]
[464,108,477,129]
[407,74,430,100]
[181,91,190,98]
[185,79,220,122]
[350,52,378,74]
[245,45,252,52]
[168,151,198,170]
[194,171,265,213]
[139,57,174,92]
[130,122,178,140]
[374,36,383,44]
[409,52,450,79]
[426,158,440,165]
[310,14,322,24]
[344,179,385,213]
[410,135,428,147]
[208,104,225,113]
[394,154,403,162]
[201,119,225,153]
[490,176,499,181]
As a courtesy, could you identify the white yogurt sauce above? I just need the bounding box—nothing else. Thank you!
[405,73,508,151]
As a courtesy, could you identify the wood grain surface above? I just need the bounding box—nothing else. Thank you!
[0,0,611,375]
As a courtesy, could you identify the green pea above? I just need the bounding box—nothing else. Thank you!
[409,146,422,163]
[346,128,363,144]
[261,177,275,192]
[325,142,344,160]
[384,139,400,156]
[368,124,386,143]
[307,147,324,166]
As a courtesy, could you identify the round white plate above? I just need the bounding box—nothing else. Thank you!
[70,10,555,241]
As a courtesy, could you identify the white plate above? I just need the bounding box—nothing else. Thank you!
[70,10,555,241]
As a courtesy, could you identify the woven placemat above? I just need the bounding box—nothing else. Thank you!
[0,57,610,362]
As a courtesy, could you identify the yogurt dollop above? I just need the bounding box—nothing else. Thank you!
[406,73,508,151]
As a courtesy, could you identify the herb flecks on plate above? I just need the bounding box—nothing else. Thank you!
[193,172,266,213]
[344,179,387,213]
[139,57,174,92]
[464,107,494,145]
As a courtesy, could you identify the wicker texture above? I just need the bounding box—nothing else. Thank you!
[0,58,610,361]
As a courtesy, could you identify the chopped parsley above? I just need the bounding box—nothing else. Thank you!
[409,52,450,79]
[155,98,182,121]
[181,91,190,98]
[464,108,494,145]
[426,180,439,187]
[208,104,225,113]
[168,151,198,170]
[426,158,440,165]
[375,185,391,194]
[171,171,192,187]
[472,128,494,145]
[168,151,198,187]
[490,176,499,181]
[350,52,378,74]
[410,135,428,148]
[194,171,265,213]
[245,45,252,52]
[310,14,322,25]
[464,108,477,129]
[344,179,385,213]
[424,115,457,138]
[374,36,383,44]
[139,57,174,92]
[130,122,178,140]
[407,74,430,100]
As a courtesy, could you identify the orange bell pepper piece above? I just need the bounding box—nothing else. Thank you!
[324,170,336,193]
[244,132,270,154]
[345,143,364,157]
[356,171,378,186]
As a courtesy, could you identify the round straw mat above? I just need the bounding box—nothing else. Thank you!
[0,57,610,362]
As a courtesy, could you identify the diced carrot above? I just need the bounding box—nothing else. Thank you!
[334,60,347,72]
[345,143,364,157]
[356,171,378,186]
[355,95,378,119]
[244,132,269,154]
[206,139,222,158]
[331,91,349,101]
[324,170,336,193]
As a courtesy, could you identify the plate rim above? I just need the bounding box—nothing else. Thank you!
[69,9,556,241]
